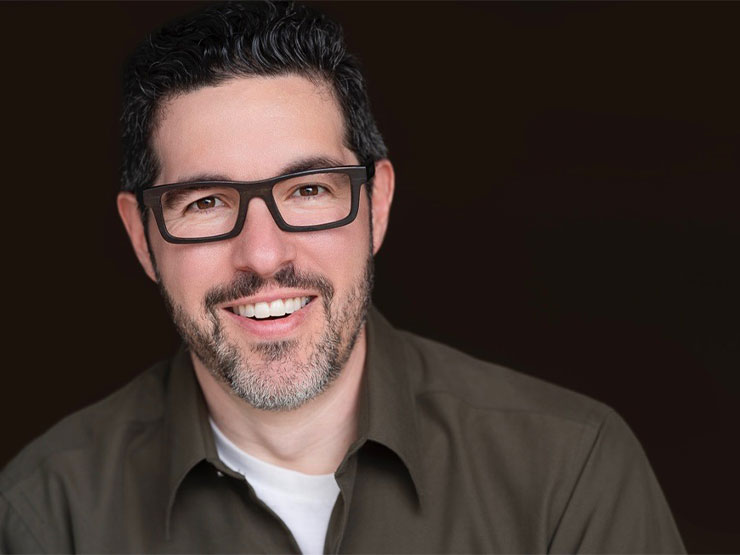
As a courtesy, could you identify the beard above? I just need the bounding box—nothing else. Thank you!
[158,255,374,411]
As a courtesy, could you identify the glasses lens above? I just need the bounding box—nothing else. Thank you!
[273,172,352,227]
[160,185,240,239]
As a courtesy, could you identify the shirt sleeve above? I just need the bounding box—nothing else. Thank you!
[0,493,46,554]
[548,410,685,554]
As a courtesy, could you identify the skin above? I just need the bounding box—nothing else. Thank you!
[118,75,395,474]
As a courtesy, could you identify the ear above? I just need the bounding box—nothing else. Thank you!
[370,159,395,255]
[117,192,159,282]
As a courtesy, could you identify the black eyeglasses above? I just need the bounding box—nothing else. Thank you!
[139,161,375,244]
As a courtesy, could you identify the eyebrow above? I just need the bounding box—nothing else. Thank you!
[172,155,349,184]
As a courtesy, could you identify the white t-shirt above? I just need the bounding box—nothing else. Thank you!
[210,419,340,555]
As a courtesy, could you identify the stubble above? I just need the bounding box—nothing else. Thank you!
[159,258,374,411]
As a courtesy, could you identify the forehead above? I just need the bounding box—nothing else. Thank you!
[152,75,352,184]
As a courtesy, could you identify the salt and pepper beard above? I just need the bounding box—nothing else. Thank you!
[158,256,374,411]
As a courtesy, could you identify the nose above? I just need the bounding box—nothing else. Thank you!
[230,197,296,277]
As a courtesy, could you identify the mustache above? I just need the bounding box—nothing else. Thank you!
[203,265,334,310]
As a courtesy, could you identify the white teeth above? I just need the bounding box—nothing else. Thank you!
[269,299,286,317]
[254,302,270,319]
[231,296,312,319]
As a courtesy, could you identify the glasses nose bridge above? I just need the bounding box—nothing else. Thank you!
[229,186,297,277]
[235,181,283,233]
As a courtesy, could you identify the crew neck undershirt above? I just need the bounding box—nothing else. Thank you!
[209,418,340,555]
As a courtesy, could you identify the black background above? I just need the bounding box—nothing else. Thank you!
[2,2,738,552]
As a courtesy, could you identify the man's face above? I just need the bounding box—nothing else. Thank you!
[124,75,391,410]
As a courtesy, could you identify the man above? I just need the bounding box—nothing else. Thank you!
[0,2,684,553]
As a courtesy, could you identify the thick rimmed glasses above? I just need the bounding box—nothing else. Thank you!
[139,161,375,244]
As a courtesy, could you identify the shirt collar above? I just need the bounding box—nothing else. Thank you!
[360,306,426,503]
[162,306,426,533]
[163,345,221,537]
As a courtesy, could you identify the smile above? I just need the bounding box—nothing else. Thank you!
[227,296,314,320]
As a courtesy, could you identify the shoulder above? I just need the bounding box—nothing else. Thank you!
[398,328,612,430]
[392,327,687,550]
[0,359,170,496]
[371,312,685,551]
[0,359,175,551]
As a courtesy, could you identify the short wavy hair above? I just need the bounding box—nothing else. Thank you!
[121,1,387,201]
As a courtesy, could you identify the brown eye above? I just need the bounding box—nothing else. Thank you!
[298,185,320,197]
[193,197,221,210]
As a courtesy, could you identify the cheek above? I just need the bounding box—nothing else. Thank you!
[294,199,372,282]
[154,242,234,310]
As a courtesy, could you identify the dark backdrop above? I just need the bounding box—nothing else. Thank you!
[2,2,738,552]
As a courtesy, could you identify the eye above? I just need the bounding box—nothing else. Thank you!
[189,196,224,211]
[293,184,327,197]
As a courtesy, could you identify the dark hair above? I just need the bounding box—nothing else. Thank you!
[121,1,387,200]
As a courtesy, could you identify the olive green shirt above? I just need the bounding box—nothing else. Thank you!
[1,308,684,553]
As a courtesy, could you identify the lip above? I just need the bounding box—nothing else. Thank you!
[223,296,316,341]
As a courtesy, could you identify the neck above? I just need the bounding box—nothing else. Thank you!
[193,326,366,475]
